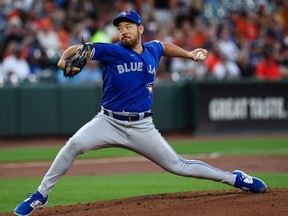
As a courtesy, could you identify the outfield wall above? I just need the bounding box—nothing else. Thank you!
[189,80,288,135]
[0,80,288,137]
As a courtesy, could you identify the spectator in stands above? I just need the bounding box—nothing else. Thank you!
[78,61,103,84]
[56,67,82,85]
[277,43,288,79]
[37,17,61,59]
[217,25,240,62]
[1,8,25,60]
[170,57,207,80]
[237,40,255,78]
[24,25,52,78]
[0,0,288,82]
[56,61,102,85]
[54,21,70,52]
[255,47,281,80]
[2,42,31,83]
[206,43,240,80]
[233,10,258,42]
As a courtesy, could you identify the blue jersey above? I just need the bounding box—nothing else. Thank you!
[90,41,164,112]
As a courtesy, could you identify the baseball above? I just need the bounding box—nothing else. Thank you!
[196,51,206,61]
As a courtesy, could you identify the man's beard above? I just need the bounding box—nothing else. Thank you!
[121,31,140,48]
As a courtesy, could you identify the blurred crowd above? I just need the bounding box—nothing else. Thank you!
[0,0,288,86]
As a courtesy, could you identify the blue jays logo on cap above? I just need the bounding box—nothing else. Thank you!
[122,11,131,16]
[113,10,143,26]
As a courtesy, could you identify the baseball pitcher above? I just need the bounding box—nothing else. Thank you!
[14,10,267,216]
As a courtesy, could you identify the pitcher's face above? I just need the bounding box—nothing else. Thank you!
[117,21,143,48]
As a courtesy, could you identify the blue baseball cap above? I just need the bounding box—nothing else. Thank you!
[113,10,143,26]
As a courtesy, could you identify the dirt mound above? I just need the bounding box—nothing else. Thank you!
[2,155,288,178]
[1,136,287,215]
[3,188,287,216]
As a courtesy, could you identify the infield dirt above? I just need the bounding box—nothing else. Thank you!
[0,136,288,216]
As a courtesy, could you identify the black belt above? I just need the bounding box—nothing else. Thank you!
[103,109,152,122]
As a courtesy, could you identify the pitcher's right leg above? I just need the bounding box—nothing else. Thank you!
[15,114,128,216]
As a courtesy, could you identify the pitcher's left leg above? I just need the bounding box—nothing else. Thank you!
[127,118,235,186]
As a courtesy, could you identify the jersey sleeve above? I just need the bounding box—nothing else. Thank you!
[145,40,164,62]
[89,43,119,63]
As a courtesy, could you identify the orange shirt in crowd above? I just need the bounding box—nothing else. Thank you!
[205,52,220,73]
[256,57,281,80]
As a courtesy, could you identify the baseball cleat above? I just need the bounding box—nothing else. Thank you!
[14,191,48,216]
[232,170,267,193]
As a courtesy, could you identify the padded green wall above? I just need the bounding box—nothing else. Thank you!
[1,80,287,137]
[0,87,18,136]
[58,85,102,135]
[18,85,58,135]
[0,83,186,137]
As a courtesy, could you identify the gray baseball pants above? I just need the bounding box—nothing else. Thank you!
[38,112,236,195]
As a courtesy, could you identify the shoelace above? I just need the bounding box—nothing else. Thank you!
[25,192,43,201]
[25,193,33,198]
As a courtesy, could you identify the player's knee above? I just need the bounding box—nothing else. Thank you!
[160,158,183,175]
[163,157,193,176]
[64,136,86,156]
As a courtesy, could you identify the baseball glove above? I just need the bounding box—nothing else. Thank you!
[63,38,94,78]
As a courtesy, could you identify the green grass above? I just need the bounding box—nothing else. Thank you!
[0,146,137,163]
[1,173,288,213]
[0,137,287,213]
[0,137,287,163]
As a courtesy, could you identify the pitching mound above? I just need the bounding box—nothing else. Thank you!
[1,137,287,215]
[3,188,286,216]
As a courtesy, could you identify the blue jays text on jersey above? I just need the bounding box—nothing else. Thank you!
[89,40,164,112]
